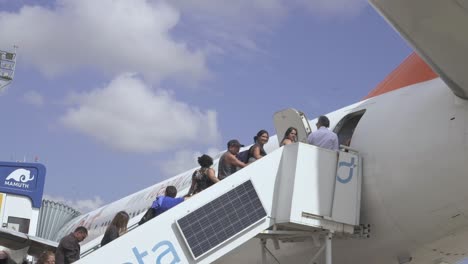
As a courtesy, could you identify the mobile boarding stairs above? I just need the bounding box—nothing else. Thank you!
[77,143,363,264]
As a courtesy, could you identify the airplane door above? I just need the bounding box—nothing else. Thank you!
[273,108,312,145]
[333,109,366,148]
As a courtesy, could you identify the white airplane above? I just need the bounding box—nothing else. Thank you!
[2,0,468,263]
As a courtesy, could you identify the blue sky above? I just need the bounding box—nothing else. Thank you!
[0,0,411,212]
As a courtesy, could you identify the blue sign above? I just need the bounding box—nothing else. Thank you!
[336,157,356,184]
[0,161,46,208]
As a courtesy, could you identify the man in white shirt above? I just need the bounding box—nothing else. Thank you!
[307,115,339,151]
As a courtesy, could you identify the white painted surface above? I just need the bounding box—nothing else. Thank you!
[290,144,337,219]
[2,194,33,231]
[332,151,361,226]
[29,209,39,236]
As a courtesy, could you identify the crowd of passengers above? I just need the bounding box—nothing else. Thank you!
[43,116,339,264]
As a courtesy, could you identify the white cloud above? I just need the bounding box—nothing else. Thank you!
[43,194,104,213]
[169,0,368,56]
[0,0,207,82]
[0,0,368,84]
[171,0,286,30]
[295,0,368,17]
[159,147,221,177]
[61,73,220,153]
[169,0,287,55]
[160,150,199,177]
[22,90,44,106]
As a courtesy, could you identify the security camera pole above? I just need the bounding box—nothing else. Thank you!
[0,45,18,92]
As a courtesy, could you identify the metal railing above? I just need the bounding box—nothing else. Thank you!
[80,220,141,258]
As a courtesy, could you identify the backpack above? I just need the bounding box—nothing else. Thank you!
[138,196,164,225]
[236,148,250,164]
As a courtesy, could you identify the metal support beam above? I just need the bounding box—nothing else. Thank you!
[308,244,326,264]
[326,232,333,264]
[272,224,280,250]
[261,239,267,264]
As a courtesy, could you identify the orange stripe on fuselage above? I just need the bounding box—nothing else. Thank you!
[364,52,438,99]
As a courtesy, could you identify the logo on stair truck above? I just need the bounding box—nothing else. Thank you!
[336,157,356,184]
[4,168,35,189]
[0,162,45,208]
[123,240,181,264]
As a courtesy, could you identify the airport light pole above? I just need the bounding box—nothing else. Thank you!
[0,45,18,92]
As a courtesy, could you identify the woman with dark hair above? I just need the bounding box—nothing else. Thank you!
[280,127,298,146]
[37,251,55,264]
[248,130,269,163]
[100,211,129,246]
[188,154,219,196]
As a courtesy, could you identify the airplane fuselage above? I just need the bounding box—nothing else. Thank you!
[212,78,468,264]
[336,77,468,263]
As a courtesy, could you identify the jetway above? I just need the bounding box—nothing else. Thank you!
[77,142,362,264]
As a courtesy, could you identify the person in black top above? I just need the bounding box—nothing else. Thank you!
[55,226,87,264]
[248,130,269,163]
[188,154,219,196]
[100,211,129,247]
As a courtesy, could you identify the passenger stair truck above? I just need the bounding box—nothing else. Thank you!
[77,143,363,264]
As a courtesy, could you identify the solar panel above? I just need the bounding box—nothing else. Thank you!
[177,180,267,259]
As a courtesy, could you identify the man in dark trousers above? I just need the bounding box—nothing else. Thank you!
[139,186,187,225]
[55,226,88,264]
